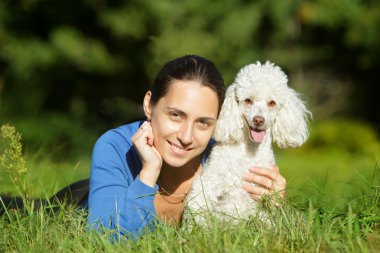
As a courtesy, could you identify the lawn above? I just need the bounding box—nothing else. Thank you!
[0,124,379,252]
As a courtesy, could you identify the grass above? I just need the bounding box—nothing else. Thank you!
[1,127,380,252]
[0,181,379,252]
[278,149,379,211]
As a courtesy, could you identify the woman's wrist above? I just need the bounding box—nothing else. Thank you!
[139,165,161,187]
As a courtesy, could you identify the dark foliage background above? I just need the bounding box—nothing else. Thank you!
[0,0,379,158]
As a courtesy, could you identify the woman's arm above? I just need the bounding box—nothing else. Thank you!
[131,121,162,187]
[87,127,159,238]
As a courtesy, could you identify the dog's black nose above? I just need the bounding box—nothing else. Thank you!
[253,116,265,126]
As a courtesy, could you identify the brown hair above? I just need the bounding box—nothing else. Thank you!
[151,55,225,113]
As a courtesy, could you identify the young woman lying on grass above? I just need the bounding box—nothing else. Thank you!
[0,55,287,239]
[86,55,287,238]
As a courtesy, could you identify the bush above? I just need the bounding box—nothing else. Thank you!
[8,113,97,160]
[305,119,380,154]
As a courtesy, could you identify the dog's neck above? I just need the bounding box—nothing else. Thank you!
[242,127,275,165]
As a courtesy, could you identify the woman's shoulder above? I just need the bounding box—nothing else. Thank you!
[98,121,142,142]
[93,120,143,151]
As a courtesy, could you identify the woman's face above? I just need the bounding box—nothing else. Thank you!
[144,80,219,168]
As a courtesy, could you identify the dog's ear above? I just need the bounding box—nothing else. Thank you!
[272,88,312,148]
[213,84,245,143]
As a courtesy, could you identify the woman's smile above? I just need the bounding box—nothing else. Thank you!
[168,141,192,156]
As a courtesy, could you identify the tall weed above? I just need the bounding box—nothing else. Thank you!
[0,124,28,194]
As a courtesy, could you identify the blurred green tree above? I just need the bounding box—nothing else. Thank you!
[0,0,379,156]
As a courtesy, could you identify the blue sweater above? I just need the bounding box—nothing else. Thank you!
[87,120,213,237]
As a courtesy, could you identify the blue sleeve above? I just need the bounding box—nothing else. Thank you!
[86,125,159,238]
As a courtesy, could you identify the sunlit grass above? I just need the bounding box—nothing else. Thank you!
[277,148,379,211]
[0,151,90,197]
[1,123,379,252]
[0,181,379,252]
[1,149,379,252]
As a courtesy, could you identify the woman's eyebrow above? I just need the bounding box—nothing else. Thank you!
[166,106,187,116]
[166,106,216,121]
[198,117,216,122]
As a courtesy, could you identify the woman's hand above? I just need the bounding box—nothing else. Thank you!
[242,165,286,201]
[131,121,162,187]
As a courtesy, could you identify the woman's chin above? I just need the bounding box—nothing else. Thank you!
[162,157,190,168]
[161,153,202,169]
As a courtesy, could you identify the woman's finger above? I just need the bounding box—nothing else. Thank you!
[249,166,278,181]
[248,194,261,201]
[242,183,271,200]
[244,165,287,199]
[132,121,161,166]
[271,164,279,172]
[243,173,274,190]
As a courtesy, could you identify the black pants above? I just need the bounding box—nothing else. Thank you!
[0,179,89,215]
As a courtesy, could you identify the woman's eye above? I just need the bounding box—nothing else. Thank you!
[244,98,253,105]
[268,100,276,107]
[197,120,211,129]
[200,120,209,126]
[169,112,182,120]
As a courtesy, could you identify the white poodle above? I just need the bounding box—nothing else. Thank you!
[185,61,311,224]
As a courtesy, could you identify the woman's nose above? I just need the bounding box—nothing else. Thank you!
[177,123,193,144]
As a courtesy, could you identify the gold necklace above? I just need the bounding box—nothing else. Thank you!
[158,179,192,197]
[157,165,201,198]
[158,193,186,204]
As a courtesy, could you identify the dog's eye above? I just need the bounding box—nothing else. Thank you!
[244,98,253,105]
[268,100,276,107]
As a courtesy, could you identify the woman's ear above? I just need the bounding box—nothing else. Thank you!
[143,91,153,120]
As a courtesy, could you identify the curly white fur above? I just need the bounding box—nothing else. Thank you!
[184,61,311,224]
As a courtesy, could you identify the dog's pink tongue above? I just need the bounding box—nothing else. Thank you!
[251,129,266,143]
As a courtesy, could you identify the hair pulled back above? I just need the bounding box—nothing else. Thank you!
[151,55,225,113]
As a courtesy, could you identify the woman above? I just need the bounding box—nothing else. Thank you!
[87,55,286,237]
